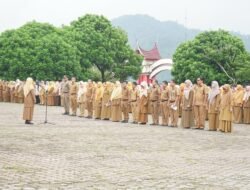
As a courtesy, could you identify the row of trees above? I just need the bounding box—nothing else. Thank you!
[0,14,249,84]
[0,14,142,81]
[172,30,250,85]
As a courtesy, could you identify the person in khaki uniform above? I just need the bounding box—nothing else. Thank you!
[168,80,180,127]
[160,81,169,126]
[101,82,112,120]
[193,78,208,129]
[14,80,21,103]
[138,82,149,125]
[17,82,24,103]
[6,82,11,102]
[39,81,46,105]
[207,81,221,131]
[121,81,129,123]
[62,75,70,115]
[219,84,233,133]
[86,80,94,118]
[69,77,78,116]
[47,82,55,106]
[149,80,160,125]
[23,77,36,125]
[243,86,250,124]
[94,82,103,119]
[110,81,122,122]
[179,83,185,117]
[10,82,15,103]
[181,80,194,128]
[232,85,244,123]
[2,82,8,102]
[129,82,139,124]
[77,81,87,117]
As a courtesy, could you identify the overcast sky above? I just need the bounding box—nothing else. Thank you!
[1,0,250,34]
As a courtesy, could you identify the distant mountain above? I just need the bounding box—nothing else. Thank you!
[112,15,250,58]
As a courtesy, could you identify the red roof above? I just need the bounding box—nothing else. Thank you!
[137,43,161,61]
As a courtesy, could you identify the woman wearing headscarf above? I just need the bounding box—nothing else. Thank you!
[14,79,21,103]
[181,80,194,128]
[9,81,16,103]
[39,81,46,105]
[219,84,233,133]
[179,83,185,118]
[77,81,87,117]
[138,81,149,125]
[101,82,113,120]
[47,81,55,106]
[243,86,250,124]
[17,81,24,103]
[94,82,104,119]
[23,77,36,124]
[110,81,122,122]
[207,81,221,131]
[232,85,244,123]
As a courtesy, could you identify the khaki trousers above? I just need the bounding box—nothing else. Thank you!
[151,101,159,124]
[194,105,205,128]
[131,101,138,122]
[121,100,129,121]
[160,101,169,125]
[63,93,70,113]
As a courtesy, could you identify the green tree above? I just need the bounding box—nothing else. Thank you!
[67,14,142,82]
[0,21,82,81]
[172,30,250,85]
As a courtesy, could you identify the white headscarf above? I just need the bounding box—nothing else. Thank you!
[77,81,86,99]
[208,81,220,104]
[23,77,34,97]
[184,79,193,100]
[139,81,148,98]
[243,86,250,101]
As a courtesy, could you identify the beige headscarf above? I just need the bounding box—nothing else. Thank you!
[23,77,34,97]
[184,79,193,100]
[110,81,122,101]
[243,86,250,101]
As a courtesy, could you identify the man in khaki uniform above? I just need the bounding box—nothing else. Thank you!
[193,77,208,129]
[121,81,129,123]
[86,80,94,118]
[149,80,160,125]
[129,82,139,124]
[160,81,169,126]
[70,77,78,116]
[62,75,70,115]
[168,80,180,127]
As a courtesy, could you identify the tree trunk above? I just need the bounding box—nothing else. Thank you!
[101,70,105,82]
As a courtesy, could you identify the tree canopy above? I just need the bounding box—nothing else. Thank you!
[172,30,250,85]
[0,15,142,82]
[0,22,83,81]
[66,14,142,82]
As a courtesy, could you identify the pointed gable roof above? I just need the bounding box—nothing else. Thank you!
[137,43,161,61]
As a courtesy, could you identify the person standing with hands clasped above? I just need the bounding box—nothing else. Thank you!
[23,77,36,125]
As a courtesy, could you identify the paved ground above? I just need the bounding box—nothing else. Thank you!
[0,102,250,190]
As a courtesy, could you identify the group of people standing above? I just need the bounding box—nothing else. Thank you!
[1,76,250,133]
[58,76,250,133]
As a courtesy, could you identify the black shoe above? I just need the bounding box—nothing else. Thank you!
[140,123,146,125]
[150,123,157,126]
[62,112,68,115]
[121,120,128,123]
[25,121,33,125]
